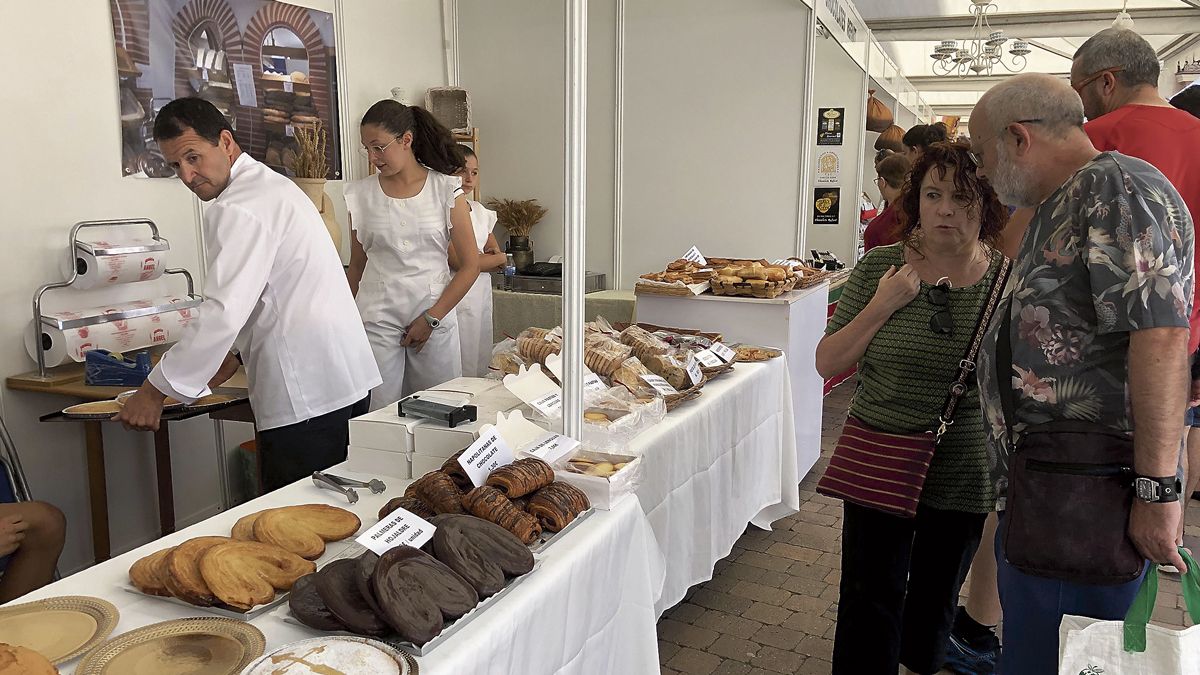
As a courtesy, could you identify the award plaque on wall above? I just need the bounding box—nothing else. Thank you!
[817,108,845,146]
[814,188,841,225]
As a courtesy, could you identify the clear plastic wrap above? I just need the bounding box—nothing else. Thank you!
[488,338,528,379]
[619,325,671,361]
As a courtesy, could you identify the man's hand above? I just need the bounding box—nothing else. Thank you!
[113,382,166,432]
[1129,499,1187,573]
[209,352,240,389]
[0,514,27,557]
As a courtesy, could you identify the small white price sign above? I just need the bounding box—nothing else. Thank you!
[285,124,295,137]
[583,373,607,393]
[681,246,707,266]
[458,428,516,486]
[685,354,703,386]
[356,508,436,555]
[524,432,581,465]
[530,391,563,416]
[283,81,294,93]
[641,374,679,396]
[695,349,723,368]
[710,342,736,363]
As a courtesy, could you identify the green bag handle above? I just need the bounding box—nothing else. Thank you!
[1124,547,1200,653]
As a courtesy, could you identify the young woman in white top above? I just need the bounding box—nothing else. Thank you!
[449,147,506,377]
[345,101,479,409]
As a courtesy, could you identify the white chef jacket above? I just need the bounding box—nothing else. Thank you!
[149,153,382,430]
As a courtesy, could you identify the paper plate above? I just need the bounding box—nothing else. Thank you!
[116,391,185,410]
[242,636,414,675]
[731,344,783,362]
[0,595,119,665]
[61,400,124,420]
[75,617,264,675]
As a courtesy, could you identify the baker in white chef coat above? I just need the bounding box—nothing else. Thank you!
[345,100,480,409]
[116,98,382,492]
[449,146,505,377]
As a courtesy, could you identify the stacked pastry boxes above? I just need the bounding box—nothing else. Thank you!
[346,378,530,480]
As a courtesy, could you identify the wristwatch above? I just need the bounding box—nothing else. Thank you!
[423,313,442,330]
[1133,475,1182,503]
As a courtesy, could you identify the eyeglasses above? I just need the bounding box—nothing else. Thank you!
[1072,67,1124,93]
[359,137,399,156]
[928,279,953,335]
[967,119,1044,166]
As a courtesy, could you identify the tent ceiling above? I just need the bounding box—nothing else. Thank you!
[853,0,1200,116]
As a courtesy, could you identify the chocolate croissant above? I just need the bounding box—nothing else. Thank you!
[404,471,465,514]
[441,450,474,491]
[484,458,555,498]
[461,486,542,545]
[378,496,436,521]
[527,481,591,532]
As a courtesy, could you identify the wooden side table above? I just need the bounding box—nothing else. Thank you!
[6,365,252,563]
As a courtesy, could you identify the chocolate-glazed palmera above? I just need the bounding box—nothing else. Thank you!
[314,558,389,636]
[371,546,479,645]
[289,573,347,632]
[429,513,535,597]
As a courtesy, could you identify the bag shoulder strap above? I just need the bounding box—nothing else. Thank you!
[935,254,1013,441]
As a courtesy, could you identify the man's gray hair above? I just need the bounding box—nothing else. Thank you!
[1074,28,1160,87]
[976,73,1085,138]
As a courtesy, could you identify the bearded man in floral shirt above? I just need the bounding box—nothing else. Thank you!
[970,73,1194,674]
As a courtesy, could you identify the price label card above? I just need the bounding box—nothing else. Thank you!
[583,372,607,393]
[458,428,516,486]
[530,391,563,417]
[285,124,295,137]
[695,349,723,368]
[524,432,581,465]
[685,354,703,386]
[710,342,736,363]
[356,508,436,555]
[641,374,679,396]
[681,246,707,266]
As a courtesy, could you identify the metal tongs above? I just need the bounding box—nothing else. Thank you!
[311,471,387,504]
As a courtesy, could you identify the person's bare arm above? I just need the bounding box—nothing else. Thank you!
[1127,326,1190,572]
[346,219,367,297]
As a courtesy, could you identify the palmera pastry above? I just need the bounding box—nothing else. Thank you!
[371,546,480,645]
[199,540,315,611]
[128,546,175,597]
[484,457,555,498]
[231,509,270,541]
[404,471,466,514]
[315,559,389,636]
[527,481,591,532]
[461,486,542,545]
[429,514,535,598]
[252,504,361,560]
[164,536,232,606]
[289,573,347,632]
[0,644,56,675]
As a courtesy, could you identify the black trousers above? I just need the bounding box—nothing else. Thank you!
[258,395,371,493]
[832,501,986,675]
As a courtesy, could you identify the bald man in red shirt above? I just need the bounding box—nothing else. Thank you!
[1073,27,1200,538]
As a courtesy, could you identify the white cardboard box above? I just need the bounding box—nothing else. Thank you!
[412,397,536,459]
[427,377,503,397]
[345,445,412,479]
[556,450,643,510]
[410,453,448,478]
[348,406,427,454]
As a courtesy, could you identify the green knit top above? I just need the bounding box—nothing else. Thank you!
[826,243,1000,514]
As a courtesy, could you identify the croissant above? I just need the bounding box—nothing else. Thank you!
[405,471,466,514]
[484,458,555,498]
[527,482,591,532]
[378,496,436,521]
[461,486,542,545]
[200,541,316,611]
[129,547,175,597]
[164,536,232,606]
[253,504,362,560]
[441,450,474,491]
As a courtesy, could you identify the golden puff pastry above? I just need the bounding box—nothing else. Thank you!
[129,546,175,597]
[164,536,232,606]
[252,504,362,560]
[199,541,316,610]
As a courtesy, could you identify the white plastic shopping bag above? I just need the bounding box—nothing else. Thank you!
[1058,548,1200,675]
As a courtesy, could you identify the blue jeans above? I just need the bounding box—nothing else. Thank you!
[995,512,1147,675]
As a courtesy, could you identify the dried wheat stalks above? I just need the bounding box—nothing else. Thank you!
[485,198,548,237]
[293,120,328,179]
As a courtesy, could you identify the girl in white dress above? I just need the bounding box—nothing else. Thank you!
[449,147,506,377]
[345,101,479,409]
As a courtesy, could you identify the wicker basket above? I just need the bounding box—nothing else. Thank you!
[425,87,472,134]
[665,374,706,411]
[614,323,736,380]
[711,276,797,299]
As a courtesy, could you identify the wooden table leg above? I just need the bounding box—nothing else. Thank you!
[154,425,175,537]
[83,422,110,563]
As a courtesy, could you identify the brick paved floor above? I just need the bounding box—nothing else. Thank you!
[657,384,1200,675]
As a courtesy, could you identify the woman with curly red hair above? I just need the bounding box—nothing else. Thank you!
[816,140,1009,675]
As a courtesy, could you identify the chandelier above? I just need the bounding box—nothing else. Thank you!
[930,0,1031,77]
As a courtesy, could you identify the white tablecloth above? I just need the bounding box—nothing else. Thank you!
[629,357,799,614]
[15,469,665,675]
